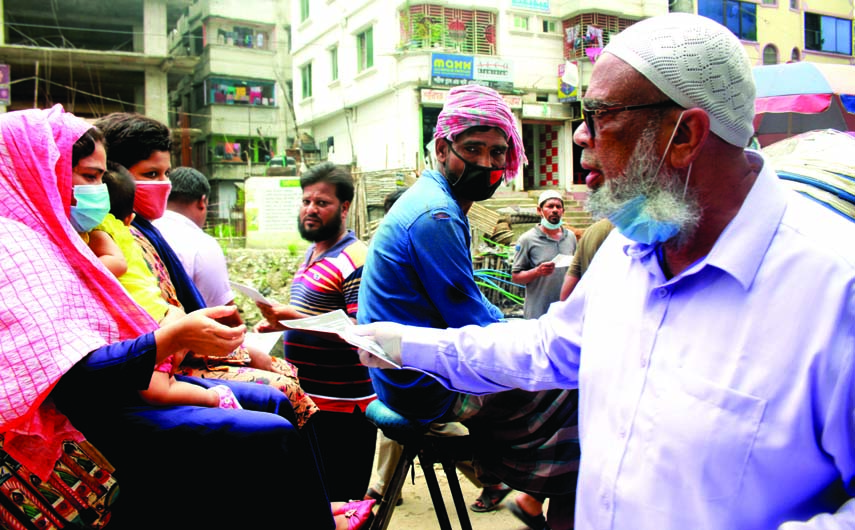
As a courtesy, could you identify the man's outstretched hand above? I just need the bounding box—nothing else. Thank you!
[353,322,405,369]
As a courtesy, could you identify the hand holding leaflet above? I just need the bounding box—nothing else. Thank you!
[229,280,277,306]
[549,254,573,268]
[278,309,401,368]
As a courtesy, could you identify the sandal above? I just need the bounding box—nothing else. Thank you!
[334,499,375,530]
[508,499,551,530]
[365,487,403,507]
[470,484,512,513]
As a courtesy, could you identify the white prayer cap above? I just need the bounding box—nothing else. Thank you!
[538,190,563,207]
[604,13,755,147]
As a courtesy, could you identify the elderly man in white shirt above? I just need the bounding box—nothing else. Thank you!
[356,13,855,530]
[153,166,236,309]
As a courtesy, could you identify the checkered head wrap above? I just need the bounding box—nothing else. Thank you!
[434,85,527,178]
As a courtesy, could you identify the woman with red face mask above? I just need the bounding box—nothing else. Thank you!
[0,105,377,529]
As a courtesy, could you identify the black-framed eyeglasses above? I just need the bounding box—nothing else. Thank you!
[582,100,677,139]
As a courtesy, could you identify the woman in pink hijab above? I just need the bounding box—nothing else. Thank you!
[0,106,370,529]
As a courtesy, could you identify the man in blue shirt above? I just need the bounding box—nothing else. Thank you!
[359,85,579,529]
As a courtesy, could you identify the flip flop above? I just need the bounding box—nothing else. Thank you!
[470,484,512,513]
[507,499,551,530]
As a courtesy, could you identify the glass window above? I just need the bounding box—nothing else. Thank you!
[358,27,374,72]
[699,0,756,41]
[301,63,313,99]
[513,15,530,31]
[330,46,339,81]
[300,0,310,22]
[542,19,558,33]
[805,13,852,55]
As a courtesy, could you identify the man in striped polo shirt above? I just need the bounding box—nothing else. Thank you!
[255,162,376,502]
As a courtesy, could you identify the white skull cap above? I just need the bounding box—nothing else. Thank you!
[603,13,755,147]
[538,190,564,207]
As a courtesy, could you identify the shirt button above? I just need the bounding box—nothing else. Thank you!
[640,356,648,368]
[618,427,627,438]
[657,288,668,298]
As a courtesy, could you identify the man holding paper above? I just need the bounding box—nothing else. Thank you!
[512,189,577,319]
[254,162,376,503]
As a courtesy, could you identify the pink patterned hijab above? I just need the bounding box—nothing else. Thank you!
[433,84,527,178]
[0,105,156,477]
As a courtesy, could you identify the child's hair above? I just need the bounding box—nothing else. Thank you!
[103,161,137,220]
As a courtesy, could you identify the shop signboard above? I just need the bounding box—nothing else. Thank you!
[511,0,550,12]
[421,88,522,109]
[431,53,514,91]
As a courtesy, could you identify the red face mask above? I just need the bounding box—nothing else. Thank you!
[134,181,172,220]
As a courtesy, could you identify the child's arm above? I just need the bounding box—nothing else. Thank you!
[88,229,128,277]
[139,370,220,408]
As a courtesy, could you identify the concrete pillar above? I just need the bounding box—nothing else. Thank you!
[143,0,168,56]
[141,0,168,121]
[145,67,168,123]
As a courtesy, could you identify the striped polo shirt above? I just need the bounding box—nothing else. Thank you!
[284,230,375,413]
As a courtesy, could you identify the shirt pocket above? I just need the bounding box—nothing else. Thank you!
[642,371,766,502]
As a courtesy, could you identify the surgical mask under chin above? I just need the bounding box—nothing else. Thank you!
[608,111,689,246]
[608,195,680,245]
[70,183,110,233]
[541,218,563,230]
[134,180,172,220]
[446,143,505,202]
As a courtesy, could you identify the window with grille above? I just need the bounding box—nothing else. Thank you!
[358,27,374,72]
[698,0,757,41]
[563,13,636,60]
[400,4,496,55]
[301,63,312,99]
[804,12,852,55]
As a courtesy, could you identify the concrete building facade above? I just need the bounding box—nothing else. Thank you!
[0,0,196,122]
[168,0,295,225]
[289,0,667,197]
[290,0,853,196]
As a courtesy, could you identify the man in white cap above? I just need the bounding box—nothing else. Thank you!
[357,13,855,529]
[512,190,577,319]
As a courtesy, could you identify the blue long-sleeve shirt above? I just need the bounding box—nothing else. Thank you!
[358,169,503,423]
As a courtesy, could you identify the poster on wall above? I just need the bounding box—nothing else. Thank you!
[245,176,307,250]
[558,61,579,103]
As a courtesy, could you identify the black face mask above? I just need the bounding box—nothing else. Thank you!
[446,143,505,202]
